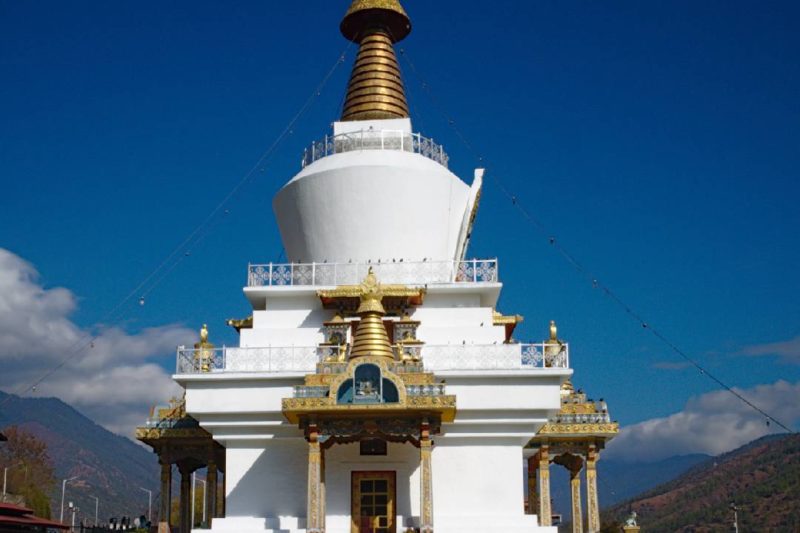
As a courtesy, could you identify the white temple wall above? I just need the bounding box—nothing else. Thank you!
[415,291,482,309]
[413,296,507,344]
[432,437,523,516]
[219,440,307,530]
[240,296,326,347]
[440,374,564,412]
[325,442,420,533]
[273,150,471,264]
[184,378,299,420]
[239,327,323,347]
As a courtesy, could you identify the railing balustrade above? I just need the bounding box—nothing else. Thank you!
[421,343,569,371]
[247,259,498,287]
[175,342,568,375]
[301,129,449,169]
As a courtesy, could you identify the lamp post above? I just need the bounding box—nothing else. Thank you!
[89,495,99,526]
[191,472,196,528]
[190,474,208,527]
[68,502,79,532]
[139,487,152,523]
[59,476,79,524]
[730,501,740,533]
[3,462,25,495]
[197,478,207,525]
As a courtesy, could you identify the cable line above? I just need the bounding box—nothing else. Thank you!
[398,48,796,435]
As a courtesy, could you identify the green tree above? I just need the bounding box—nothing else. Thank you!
[0,426,55,518]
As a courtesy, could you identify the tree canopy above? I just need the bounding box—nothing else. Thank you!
[0,426,56,518]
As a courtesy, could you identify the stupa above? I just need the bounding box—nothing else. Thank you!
[138,2,618,532]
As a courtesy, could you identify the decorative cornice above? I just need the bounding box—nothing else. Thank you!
[536,422,619,436]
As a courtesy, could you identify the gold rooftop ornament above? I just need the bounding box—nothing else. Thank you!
[349,269,395,360]
[339,0,411,121]
[193,324,215,373]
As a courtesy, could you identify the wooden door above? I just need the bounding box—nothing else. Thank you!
[351,471,396,533]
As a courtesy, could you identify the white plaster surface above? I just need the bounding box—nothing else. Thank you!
[273,149,472,265]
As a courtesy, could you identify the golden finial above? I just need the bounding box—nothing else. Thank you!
[194,324,214,373]
[339,0,411,121]
[549,320,558,342]
[356,267,387,314]
[340,0,411,43]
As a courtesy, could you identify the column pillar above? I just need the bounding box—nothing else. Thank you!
[526,455,538,515]
[178,463,193,533]
[206,460,218,527]
[320,449,326,524]
[306,425,325,533]
[158,461,172,533]
[569,466,584,533]
[537,445,552,527]
[220,470,226,518]
[420,421,434,533]
[585,445,600,533]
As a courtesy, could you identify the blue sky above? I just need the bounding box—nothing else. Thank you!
[1,1,798,455]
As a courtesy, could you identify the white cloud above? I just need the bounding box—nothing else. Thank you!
[605,380,800,462]
[740,336,800,364]
[0,248,193,437]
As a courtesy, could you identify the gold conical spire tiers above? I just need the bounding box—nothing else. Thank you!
[348,269,395,360]
[340,0,411,122]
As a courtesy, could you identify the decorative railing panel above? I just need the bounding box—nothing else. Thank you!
[176,346,318,374]
[421,343,569,371]
[247,259,498,287]
[176,342,568,375]
[406,384,447,396]
[302,130,449,169]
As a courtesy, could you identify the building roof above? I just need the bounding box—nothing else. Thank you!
[530,381,619,443]
[0,502,69,530]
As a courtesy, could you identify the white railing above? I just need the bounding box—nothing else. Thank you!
[247,259,499,287]
[421,343,569,371]
[176,346,318,374]
[301,129,449,169]
[175,342,568,375]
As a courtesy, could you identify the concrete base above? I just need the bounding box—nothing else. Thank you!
[204,514,556,533]
[203,516,304,532]
[435,514,555,533]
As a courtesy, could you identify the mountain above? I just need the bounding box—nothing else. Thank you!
[602,434,800,532]
[549,453,711,515]
[0,391,159,524]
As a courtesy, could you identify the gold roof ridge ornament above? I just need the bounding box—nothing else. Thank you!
[349,268,395,360]
[339,0,411,121]
[194,324,215,373]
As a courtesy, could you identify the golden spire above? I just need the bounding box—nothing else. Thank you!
[340,0,411,122]
[349,269,395,359]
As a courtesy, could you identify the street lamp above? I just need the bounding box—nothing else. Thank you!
[68,502,79,532]
[191,474,208,527]
[197,478,207,525]
[59,476,79,524]
[89,495,99,526]
[139,487,152,523]
[730,501,740,533]
[2,462,26,495]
